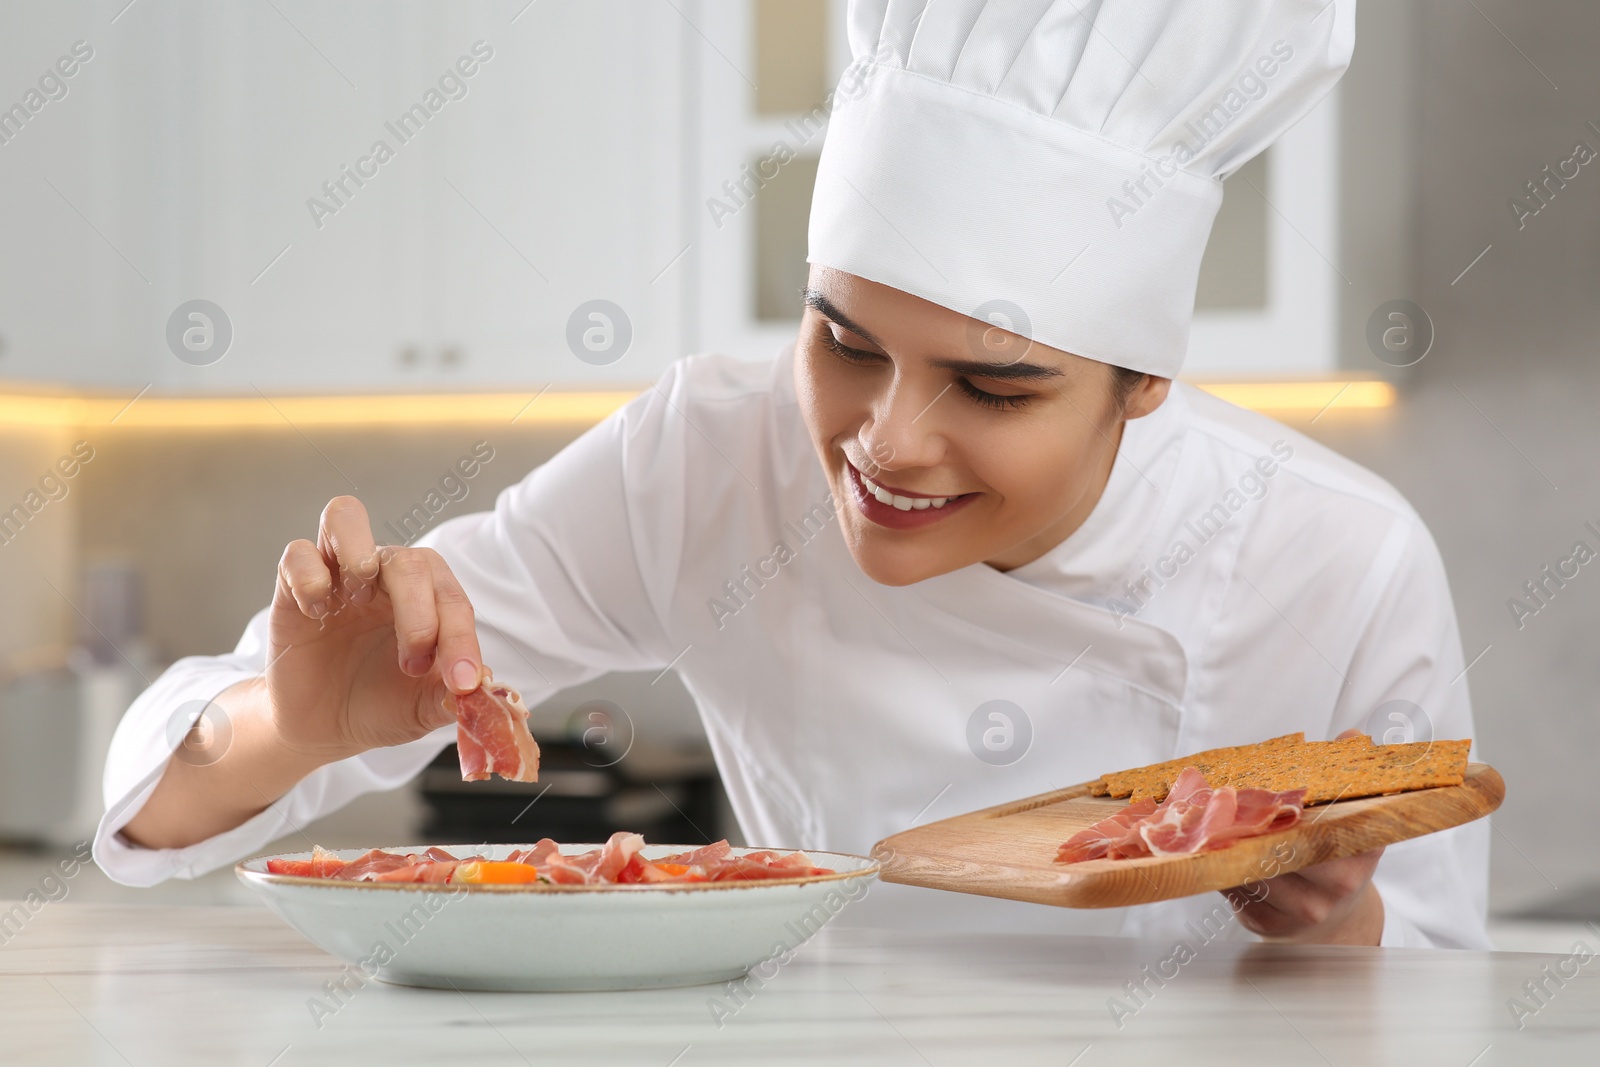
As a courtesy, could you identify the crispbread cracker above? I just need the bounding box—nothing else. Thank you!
[1105,735,1471,806]
[1214,739,1472,804]
[1139,735,1375,802]
[1103,732,1306,800]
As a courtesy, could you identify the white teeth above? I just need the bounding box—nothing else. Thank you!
[855,467,957,510]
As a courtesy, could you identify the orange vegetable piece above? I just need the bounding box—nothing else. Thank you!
[453,861,542,884]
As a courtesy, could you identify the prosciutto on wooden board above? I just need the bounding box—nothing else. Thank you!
[1056,767,1306,863]
[445,667,540,783]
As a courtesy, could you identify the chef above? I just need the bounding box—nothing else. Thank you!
[96,0,1490,949]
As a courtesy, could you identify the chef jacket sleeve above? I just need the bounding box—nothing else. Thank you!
[1326,512,1493,950]
[94,364,697,887]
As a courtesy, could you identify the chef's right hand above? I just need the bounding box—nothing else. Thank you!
[268,496,483,759]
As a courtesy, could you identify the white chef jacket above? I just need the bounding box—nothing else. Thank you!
[95,348,1491,950]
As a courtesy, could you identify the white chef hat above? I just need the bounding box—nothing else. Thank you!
[807,0,1356,378]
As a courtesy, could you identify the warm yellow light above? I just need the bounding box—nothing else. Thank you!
[1190,379,1396,413]
[0,389,638,429]
[0,378,1393,430]
[0,394,90,428]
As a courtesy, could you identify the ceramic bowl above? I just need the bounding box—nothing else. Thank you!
[236,843,878,991]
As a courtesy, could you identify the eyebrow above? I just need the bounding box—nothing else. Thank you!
[802,287,1064,382]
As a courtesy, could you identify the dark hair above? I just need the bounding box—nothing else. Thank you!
[1108,365,1146,412]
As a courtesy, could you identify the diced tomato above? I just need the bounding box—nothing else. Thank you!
[266,859,315,877]
[613,854,650,884]
[452,860,542,885]
[267,847,347,878]
[611,855,709,884]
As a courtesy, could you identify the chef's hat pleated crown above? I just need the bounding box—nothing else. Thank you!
[807,0,1356,378]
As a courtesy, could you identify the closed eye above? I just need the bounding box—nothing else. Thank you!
[819,329,884,367]
[819,328,1032,411]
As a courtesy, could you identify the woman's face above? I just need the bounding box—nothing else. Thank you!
[794,266,1171,587]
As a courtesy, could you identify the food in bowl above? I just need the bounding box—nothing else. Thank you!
[265,832,836,885]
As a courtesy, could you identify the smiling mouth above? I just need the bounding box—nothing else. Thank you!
[856,470,959,511]
[843,460,977,528]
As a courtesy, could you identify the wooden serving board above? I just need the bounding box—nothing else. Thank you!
[871,763,1504,909]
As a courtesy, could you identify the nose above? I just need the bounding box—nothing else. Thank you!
[858,375,949,478]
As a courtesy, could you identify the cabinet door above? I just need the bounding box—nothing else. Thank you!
[0,1,687,392]
[0,5,147,387]
[424,0,689,390]
[692,0,851,369]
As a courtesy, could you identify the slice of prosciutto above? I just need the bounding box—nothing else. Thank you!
[1054,797,1161,863]
[1057,766,1305,863]
[314,846,469,882]
[538,831,648,885]
[445,667,540,783]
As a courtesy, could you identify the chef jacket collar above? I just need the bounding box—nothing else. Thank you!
[901,387,1192,708]
[1003,383,1190,603]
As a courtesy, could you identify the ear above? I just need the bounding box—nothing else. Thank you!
[1125,376,1172,420]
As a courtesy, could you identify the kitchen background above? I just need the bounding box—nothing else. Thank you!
[0,0,1594,948]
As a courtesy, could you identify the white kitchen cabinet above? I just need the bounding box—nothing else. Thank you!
[687,0,852,367]
[0,0,689,392]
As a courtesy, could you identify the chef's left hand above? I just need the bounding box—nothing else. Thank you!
[1219,729,1386,946]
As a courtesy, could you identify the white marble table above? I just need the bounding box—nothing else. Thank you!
[1,902,1597,1065]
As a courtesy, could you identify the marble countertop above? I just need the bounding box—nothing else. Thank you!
[1,902,1597,1065]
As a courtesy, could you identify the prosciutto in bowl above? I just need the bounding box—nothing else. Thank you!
[263,833,838,886]
[238,836,878,991]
